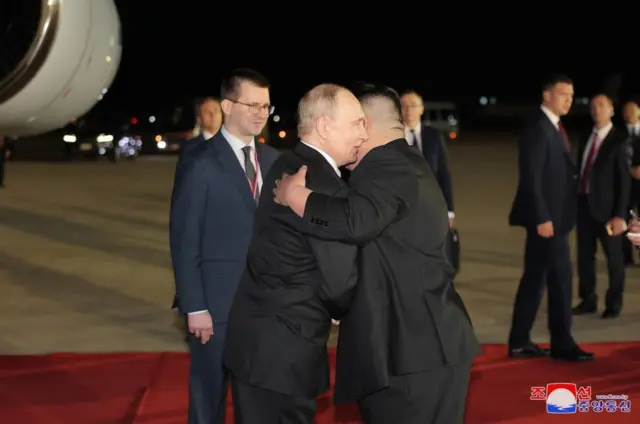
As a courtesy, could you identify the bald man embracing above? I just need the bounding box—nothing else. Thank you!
[273,83,481,424]
[223,83,367,424]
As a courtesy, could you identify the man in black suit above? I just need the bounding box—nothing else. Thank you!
[622,100,640,265]
[508,74,594,362]
[223,83,367,424]
[180,97,223,158]
[170,68,280,424]
[273,84,481,424]
[572,93,630,319]
[400,90,455,227]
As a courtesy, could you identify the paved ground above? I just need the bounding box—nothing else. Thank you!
[1,133,639,355]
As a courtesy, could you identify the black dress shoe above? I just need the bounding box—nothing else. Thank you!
[572,301,597,315]
[550,345,595,362]
[601,309,620,319]
[508,342,550,358]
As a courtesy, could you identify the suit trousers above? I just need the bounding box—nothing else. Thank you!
[358,361,472,424]
[229,374,316,424]
[576,196,626,310]
[188,322,228,424]
[508,230,574,349]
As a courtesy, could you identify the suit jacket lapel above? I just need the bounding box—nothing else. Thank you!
[210,132,256,212]
[592,128,616,168]
[540,112,575,167]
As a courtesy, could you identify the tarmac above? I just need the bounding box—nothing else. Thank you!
[1,132,639,355]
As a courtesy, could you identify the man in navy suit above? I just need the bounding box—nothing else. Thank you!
[507,74,593,362]
[180,97,223,158]
[170,68,280,424]
[400,90,455,227]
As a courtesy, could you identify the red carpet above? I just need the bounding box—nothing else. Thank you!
[0,343,637,423]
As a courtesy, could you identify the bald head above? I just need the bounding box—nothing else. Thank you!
[297,83,367,167]
[297,83,346,138]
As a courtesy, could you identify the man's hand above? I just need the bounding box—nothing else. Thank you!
[628,218,640,246]
[537,221,554,238]
[273,166,308,207]
[331,319,340,326]
[606,217,627,236]
[187,311,214,344]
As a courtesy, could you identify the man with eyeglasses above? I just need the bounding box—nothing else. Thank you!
[170,68,280,424]
[273,83,481,424]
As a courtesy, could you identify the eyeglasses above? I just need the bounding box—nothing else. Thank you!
[226,98,275,115]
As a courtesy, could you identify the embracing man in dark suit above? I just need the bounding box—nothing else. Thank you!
[223,83,367,424]
[170,68,280,424]
[572,93,630,319]
[273,83,481,424]
[508,74,594,362]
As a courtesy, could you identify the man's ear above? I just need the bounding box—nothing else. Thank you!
[220,98,233,115]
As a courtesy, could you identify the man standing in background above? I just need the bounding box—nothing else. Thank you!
[572,94,630,319]
[508,74,593,362]
[400,90,455,227]
[170,68,280,424]
[180,97,223,158]
[622,100,640,265]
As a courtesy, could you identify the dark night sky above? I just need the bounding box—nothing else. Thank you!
[103,2,634,117]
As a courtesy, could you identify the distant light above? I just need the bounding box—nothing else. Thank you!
[278,131,286,138]
[97,134,114,142]
[105,56,112,63]
[449,132,457,140]
[149,116,156,123]
[63,134,76,143]
[157,141,167,149]
[479,96,488,106]
[273,115,280,123]
[155,135,162,142]
[258,137,266,143]
[131,117,138,125]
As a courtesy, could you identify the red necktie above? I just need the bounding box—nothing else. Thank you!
[579,134,599,194]
[558,122,570,151]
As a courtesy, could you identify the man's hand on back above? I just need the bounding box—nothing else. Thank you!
[273,166,309,209]
[187,311,214,344]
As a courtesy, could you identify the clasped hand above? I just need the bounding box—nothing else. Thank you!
[273,166,307,206]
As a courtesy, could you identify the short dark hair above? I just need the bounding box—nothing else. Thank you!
[220,68,270,100]
[194,96,219,116]
[542,73,573,91]
[351,82,403,120]
[591,92,614,105]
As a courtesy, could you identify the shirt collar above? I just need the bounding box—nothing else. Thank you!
[300,140,341,176]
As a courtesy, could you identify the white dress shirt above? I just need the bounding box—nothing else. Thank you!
[405,124,422,152]
[540,105,560,129]
[581,122,613,175]
[300,140,341,176]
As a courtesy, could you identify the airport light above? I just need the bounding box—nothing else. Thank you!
[97,134,114,142]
